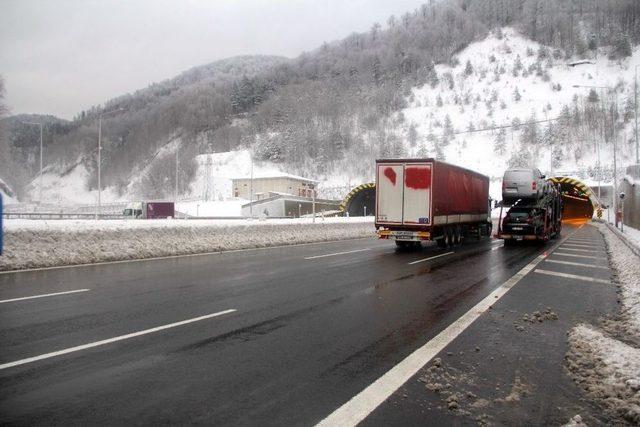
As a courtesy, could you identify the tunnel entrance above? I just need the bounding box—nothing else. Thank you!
[549,177,597,223]
[341,183,375,217]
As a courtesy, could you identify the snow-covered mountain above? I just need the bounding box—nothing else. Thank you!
[394,28,639,199]
[19,27,640,207]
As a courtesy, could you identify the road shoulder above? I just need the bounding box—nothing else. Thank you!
[362,223,620,426]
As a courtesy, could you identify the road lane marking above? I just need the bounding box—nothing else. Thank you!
[0,289,91,304]
[0,309,237,370]
[567,238,597,243]
[491,244,503,251]
[316,227,581,427]
[407,252,454,265]
[561,243,603,249]
[534,269,610,284]
[304,248,370,260]
[553,252,605,259]
[558,247,602,253]
[545,259,609,269]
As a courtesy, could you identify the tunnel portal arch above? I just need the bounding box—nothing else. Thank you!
[340,183,375,217]
[549,176,599,221]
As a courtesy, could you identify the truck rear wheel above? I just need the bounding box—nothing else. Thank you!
[445,227,454,248]
[453,226,461,245]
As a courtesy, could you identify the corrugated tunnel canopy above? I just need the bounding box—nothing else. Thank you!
[549,176,598,222]
[340,183,375,217]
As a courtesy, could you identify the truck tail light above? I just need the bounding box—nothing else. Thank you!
[532,181,537,190]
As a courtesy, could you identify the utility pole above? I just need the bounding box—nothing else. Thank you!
[21,121,44,203]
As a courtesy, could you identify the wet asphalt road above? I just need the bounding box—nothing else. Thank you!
[0,228,575,425]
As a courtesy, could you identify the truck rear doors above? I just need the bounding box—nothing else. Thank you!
[376,161,432,226]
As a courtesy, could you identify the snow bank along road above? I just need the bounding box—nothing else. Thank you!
[0,222,610,425]
[0,217,374,271]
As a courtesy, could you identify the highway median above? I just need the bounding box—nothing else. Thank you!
[0,217,375,272]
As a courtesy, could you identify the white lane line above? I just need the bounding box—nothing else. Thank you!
[407,251,454,265]
[0,237,375,275]
[316,227,579,427]
[0,309,237,370]
[490,240,503,245]
[558,247,602,253]
[304,248,371,260]
[534,269,610,284]
[562,243,603,249]
[567,238,598,243]
[553,252,605,259]
[545,259,609,269]
[491,245,503,251]
[0,289,91,304]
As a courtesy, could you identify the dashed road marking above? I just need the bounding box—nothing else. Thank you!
[534,269,610,284]
[315,226,581,427]
[407,252,454,265]
[0,309,237,370]
[553,252,604,259]
[0,289,91,304]
[558,247,602,253]
[561,243,603,249]
[545,259,609,269]
[304,248,371,260]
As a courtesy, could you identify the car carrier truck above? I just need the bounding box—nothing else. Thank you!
[375,159,492,248]
[495,182,563,243]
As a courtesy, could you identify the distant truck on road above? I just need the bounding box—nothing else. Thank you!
[375,159,492,248]
[123,201,175,219]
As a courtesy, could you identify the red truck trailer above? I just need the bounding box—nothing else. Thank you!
[375,159,492,248]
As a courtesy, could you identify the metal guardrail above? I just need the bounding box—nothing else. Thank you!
[1,212,300,220]
[2,212,126,220]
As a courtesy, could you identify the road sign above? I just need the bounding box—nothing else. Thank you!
[597,208,603,219]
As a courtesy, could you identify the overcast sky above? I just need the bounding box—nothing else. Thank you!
[1,0,428,119]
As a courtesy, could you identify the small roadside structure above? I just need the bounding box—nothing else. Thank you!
[241,194,341,218]
[232,173,318,200]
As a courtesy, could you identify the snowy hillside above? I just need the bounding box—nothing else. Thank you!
[400,28,639,200]
[25,161,121,205]
[16,28,640,207]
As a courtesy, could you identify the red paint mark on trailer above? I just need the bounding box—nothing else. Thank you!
[405,167,431,190]
[384,167,397,185]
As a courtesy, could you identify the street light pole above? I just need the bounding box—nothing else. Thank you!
[96,108,123,219]
[97,115,102,219]
[175,145,179,204]
[573,84,609,203]
[21,121,44,203]
[249,149,254,219]
[635,65,639,165]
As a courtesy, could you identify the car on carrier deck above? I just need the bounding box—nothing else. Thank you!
[501,207,544,236]
[502,168,548,203]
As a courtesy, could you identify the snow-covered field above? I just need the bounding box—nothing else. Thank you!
[566,222,640,424]
[0,217,374,271]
